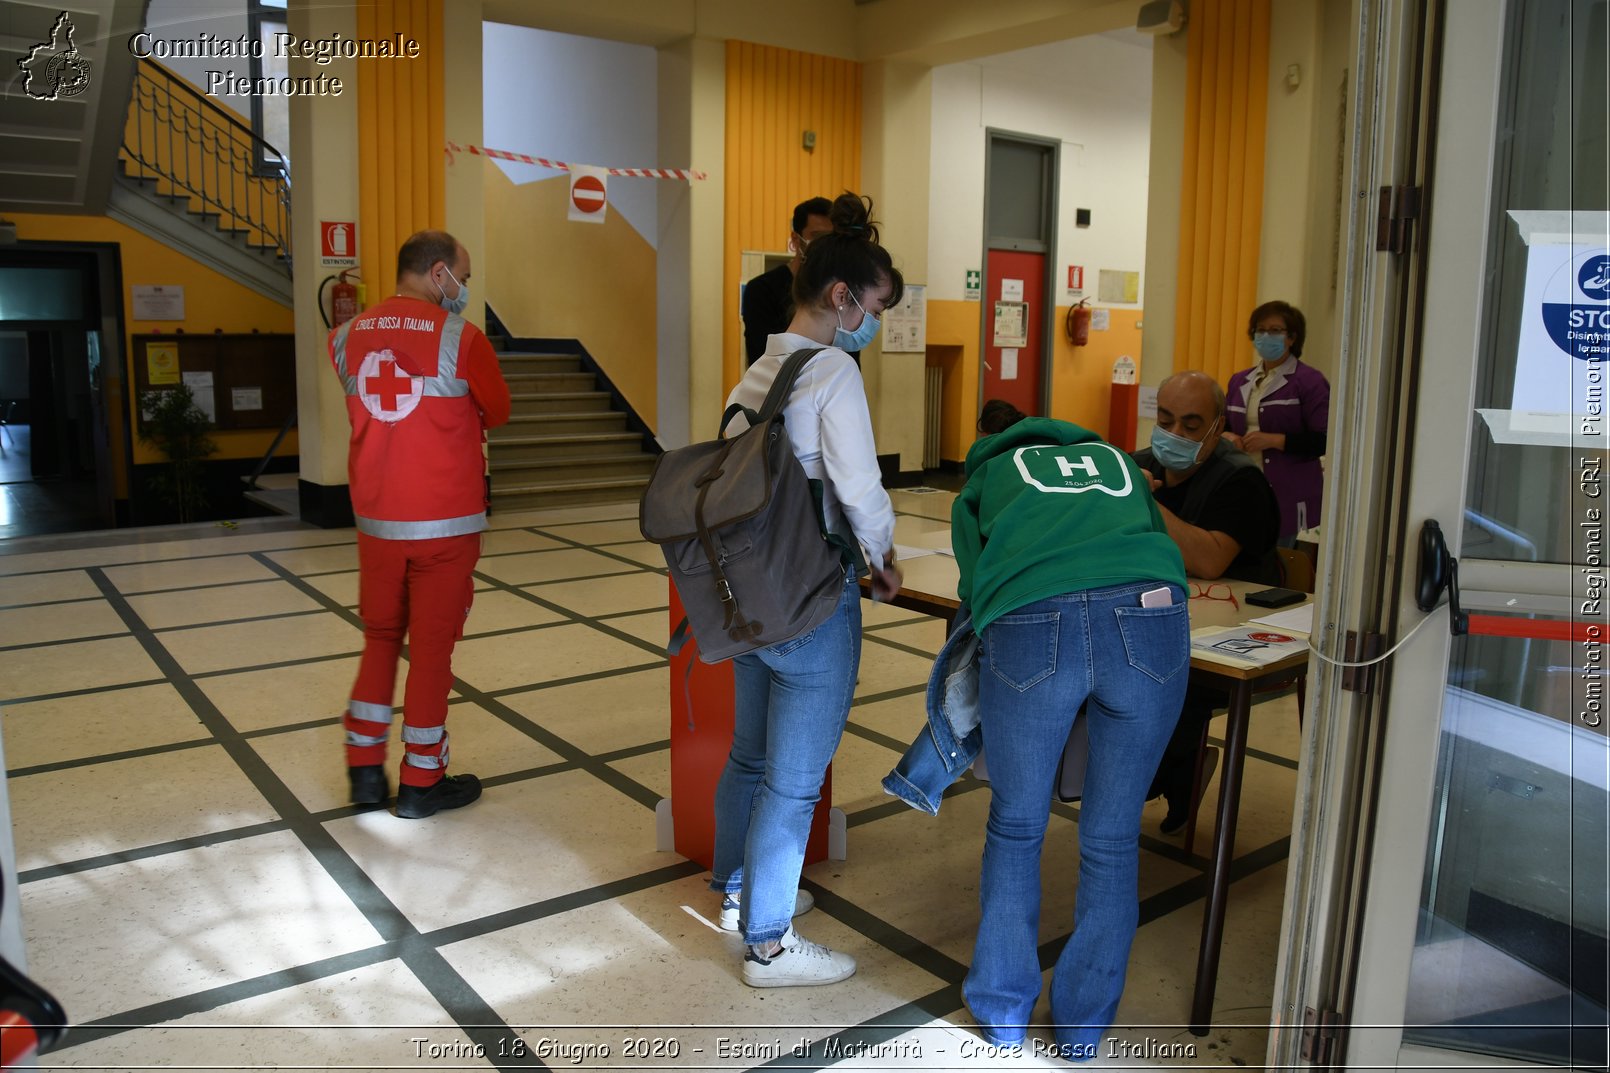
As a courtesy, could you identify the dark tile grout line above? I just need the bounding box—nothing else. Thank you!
[20,738,678,879]
[18,505,1301,1062]
[59,566,541,1071]
[0,524,653,609]
[1,677,172,707]
[253,553,668,814]
[62,859,705,1058]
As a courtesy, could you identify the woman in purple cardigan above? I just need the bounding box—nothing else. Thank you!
[1224,301,1331,544]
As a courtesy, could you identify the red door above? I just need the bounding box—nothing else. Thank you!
[981,249,1045,416]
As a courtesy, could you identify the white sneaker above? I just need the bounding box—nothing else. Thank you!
[717,888,814,932]
[742,926,856,988]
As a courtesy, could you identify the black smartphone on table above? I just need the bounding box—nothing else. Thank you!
[1244,587,1305,608]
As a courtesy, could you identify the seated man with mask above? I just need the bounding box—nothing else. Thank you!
[1132,370,1280,833]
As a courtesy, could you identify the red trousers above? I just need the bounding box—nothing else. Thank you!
[344,531,480,786]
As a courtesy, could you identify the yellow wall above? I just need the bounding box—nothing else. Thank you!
[7,213,298,475]
[482,167,659,428]
[1173,0,1271,385]
[355,0,448,289]
[1050,304,1143,446]
[926,298,1140,463]
[925,298,979,464]
[723,41,862,394]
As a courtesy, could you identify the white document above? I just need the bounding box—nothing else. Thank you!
[1248,604,1315,634]
[232,387,263,411]
[1001,349,1019,380]
[181,371,216,422]
[1002,278,1024,301]
[882,283,927,352]
[1190,625,1309,666]
[892,544,939,560]
[1091,308,1111,331]
[132,285,185,321]
[1138,385,1159,419]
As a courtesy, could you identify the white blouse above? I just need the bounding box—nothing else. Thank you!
[724,332,895,570]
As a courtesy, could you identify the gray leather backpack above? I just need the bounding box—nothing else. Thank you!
[638,348,845,663]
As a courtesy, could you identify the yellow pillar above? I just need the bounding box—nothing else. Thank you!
[1173,0,1271,385]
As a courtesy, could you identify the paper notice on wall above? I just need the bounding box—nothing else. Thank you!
[1091,308,1111,331]
[882,284,927,352]
[1112,355,1137,385]
[1097,269,1140,304]
[232,387,263,411]
[993,301,1028,348]
[133,285,185,321]
[1002,278,1024,302]
[1139,385,1159,419]
[1001,349,1019,380]
[146,342,180,385]
[182,371,216,422]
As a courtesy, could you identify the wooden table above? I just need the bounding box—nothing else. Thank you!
[861,554,1311,1036]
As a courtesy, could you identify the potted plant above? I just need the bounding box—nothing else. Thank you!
[138,384,217,523]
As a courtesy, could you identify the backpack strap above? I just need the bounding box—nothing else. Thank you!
[718,347,825,437]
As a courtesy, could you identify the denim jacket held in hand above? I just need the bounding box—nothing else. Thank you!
[883,607,983,815]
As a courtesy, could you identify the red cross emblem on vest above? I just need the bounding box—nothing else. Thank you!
[357,349,422,422]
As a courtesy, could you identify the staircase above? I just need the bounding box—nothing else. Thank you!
[107,59,293,305]
[486,327,659,512]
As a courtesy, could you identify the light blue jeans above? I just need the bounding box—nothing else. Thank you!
[709,569,861,944]
[963,582,1189,1057]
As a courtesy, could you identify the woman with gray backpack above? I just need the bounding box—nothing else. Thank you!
[709,192,903,987]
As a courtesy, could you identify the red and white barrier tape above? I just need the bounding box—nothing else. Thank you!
[445,141,706,181]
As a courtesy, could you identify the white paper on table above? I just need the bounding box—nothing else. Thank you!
[892,544,939,560]
[1248,604,1315,634]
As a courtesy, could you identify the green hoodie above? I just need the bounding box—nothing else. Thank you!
[953,417,1186,634]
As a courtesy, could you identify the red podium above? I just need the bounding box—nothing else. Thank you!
[665,580,832,869]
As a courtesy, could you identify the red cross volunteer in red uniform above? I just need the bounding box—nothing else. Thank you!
[330,229,511,818]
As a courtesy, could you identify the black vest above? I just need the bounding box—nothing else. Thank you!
[1133,440,1282,585]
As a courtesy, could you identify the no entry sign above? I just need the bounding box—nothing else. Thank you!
[568,166,608,224]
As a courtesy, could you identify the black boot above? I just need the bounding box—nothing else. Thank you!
[395,773,483,819]
[349,765,389,807]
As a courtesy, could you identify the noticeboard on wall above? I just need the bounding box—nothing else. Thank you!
[131,333,295,431]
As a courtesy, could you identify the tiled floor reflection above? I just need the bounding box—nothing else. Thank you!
[1,498,1301,1070]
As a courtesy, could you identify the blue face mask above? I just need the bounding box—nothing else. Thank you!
[1150,418,1218,471]
[1252,331,1287,362]
[834,289,881,352]
[436,266,469,316]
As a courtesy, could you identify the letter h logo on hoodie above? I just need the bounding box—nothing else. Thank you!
[1012,442,1135,497]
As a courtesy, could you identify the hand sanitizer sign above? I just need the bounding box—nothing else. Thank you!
[1511,212,1610,419]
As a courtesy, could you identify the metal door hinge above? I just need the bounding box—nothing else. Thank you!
[1301,1005,1343,1066]
[1339,630,1385,693]
[1375,184,1422,253]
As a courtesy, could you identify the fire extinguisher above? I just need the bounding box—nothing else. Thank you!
[1065,298,1091,347]
[331,270,360,326]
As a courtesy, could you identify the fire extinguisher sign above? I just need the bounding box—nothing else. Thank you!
[320,221,357,268]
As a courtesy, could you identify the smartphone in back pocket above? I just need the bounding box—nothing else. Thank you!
[1245,586,1305,608]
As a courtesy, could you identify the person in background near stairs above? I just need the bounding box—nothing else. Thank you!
[713,192,904,988]
[742,196,837,366]
[329,229,512,819]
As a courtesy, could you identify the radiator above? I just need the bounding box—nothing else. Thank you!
[923,366,943,470]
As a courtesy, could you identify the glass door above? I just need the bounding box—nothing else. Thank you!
[1343,0,1608,1067]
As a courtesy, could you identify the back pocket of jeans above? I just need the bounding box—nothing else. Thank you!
[986,612,1060,692]
[1113,602,1189,683]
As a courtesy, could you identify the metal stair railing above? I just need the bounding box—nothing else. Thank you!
[120,59,292,267]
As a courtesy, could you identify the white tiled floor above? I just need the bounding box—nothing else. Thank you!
[1,492,1302,1070]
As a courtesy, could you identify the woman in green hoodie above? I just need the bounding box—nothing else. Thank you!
[951,401,1190,1059]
